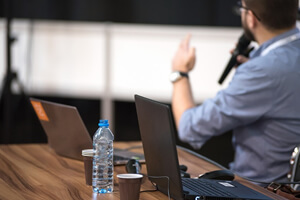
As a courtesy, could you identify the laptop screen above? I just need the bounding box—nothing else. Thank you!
[135,95,273,200]
[135,95,184,200]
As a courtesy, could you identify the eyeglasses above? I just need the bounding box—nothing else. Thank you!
[237,0,261,21]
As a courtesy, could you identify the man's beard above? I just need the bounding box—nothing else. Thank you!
[242,19,256,42]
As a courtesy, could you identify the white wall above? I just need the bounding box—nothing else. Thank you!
[0,19,243,103]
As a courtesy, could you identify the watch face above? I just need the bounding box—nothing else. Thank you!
[169,71,181,83]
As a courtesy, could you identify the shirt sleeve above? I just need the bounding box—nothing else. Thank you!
[178,60,276,149]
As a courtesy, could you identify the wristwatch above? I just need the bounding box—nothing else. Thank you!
[169,71,189,83]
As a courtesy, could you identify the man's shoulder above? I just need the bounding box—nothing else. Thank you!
[236,57,274,76]
[238,48,299,76]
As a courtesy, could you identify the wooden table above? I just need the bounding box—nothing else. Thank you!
[0,142,286,200]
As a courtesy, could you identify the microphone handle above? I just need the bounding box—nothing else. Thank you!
[218,53,238,84]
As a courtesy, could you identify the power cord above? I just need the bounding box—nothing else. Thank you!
[176,145,228,170]
[140,174,171,200]
[140,180,158,193]
[177,145,300,187]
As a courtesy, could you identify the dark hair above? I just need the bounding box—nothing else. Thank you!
[244,0,298,30]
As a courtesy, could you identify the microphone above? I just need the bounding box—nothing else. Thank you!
[218,33,251,84]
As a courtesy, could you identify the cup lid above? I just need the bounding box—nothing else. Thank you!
[82,149,94,156]
[117,173,143,179]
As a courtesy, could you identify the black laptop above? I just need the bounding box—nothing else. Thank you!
[134,94,272,200]
[30,97,145,165]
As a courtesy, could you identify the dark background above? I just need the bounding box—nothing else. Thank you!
[0,0,241,26]
[0,0,238,168]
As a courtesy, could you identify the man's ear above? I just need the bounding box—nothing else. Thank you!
[246,10,258,29]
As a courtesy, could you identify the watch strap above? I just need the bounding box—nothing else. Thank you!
[170,71,189,83]
[178,71,188,78]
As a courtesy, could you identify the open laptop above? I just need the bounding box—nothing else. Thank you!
[29,97,144,165]
[134,94,272,200]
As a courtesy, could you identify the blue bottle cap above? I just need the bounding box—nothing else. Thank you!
[98,120,109,127]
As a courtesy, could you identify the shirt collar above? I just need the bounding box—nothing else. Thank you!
[250,27,300,58]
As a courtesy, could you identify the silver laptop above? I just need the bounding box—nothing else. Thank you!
[134,94,272,200]
[30,97,144,165]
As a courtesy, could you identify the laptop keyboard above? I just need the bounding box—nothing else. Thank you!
[182,178,237,198]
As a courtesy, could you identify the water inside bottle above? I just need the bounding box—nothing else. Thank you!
[92,137,114,193]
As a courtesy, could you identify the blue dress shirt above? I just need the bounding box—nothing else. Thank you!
[178,28,300,183]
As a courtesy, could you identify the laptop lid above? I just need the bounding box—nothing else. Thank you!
[134,95,272,200]
[30,98,145,164]
[30,98,93,160]
[135,95,184,200]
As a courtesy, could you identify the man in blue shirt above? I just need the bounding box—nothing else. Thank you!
[171,0,300,184]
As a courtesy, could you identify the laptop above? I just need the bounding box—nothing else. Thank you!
[134,94,272,200]
[29,97,145,165]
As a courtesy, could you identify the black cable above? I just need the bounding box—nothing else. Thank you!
[177,145,300,186]
[140,188,158,193]
[140,181,158,193]
[275,181,296,185]
[176,145,228,170]
[140,174,171,200]
[238,176,276,185]
[233,174,300,186]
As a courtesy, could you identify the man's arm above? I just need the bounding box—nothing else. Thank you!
[171,35,196,128]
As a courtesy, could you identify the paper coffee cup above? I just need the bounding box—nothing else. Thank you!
[117,173,143,200]
[82,149,94,185]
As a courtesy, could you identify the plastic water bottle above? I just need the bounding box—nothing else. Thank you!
[92,119,114,193]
